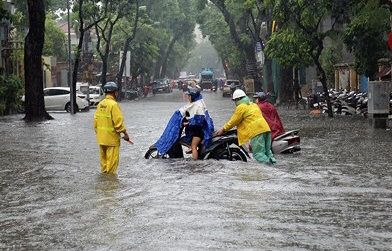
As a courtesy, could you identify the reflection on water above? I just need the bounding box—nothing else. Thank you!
[1,91,392,250]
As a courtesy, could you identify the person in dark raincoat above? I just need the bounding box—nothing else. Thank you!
[254,92,285,140]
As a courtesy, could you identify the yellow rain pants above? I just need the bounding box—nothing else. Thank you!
[99,145,120,173]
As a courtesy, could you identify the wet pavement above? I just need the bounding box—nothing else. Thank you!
[1,89,392,250]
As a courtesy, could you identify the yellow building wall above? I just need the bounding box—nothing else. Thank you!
[43,56,53,88]
[334,64,360,91]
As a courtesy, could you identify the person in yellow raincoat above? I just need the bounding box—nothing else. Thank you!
[214,89,276,164]
[94,82,130,173]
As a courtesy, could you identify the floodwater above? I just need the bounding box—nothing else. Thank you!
[1,89,392,251]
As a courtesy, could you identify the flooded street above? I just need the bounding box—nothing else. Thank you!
[1,89,392,250]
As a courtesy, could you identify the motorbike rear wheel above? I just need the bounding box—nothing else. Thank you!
[209,147,247,162]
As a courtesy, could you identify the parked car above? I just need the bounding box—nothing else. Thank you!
[222,79,241,97]
[90,86,105,106]
[44,87,89,112]
[153,79,172,93]
[21,87,89,112]
[80,85,104,106]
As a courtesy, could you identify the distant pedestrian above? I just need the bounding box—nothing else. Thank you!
[182,82,189,101]
[230,82,237,95]
[94,81,132,173]
[218,78,225,90]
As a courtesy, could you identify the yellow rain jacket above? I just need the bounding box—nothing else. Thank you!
[223,96,270,146]
[94,94,126,146]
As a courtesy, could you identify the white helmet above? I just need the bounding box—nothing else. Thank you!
[232,89,246,100]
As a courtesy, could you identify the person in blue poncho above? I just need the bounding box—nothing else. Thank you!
[155,87,214,160]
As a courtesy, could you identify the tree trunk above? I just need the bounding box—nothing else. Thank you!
[280,67,292,103]
[71,29,85,114]
[316,62,333,117]
[153,59,161,80]
[222,59,228,78]
[95,17,118,87]
[116,0,140,100]
[159,35,178,78]
[100,50,109,86]
[217,3,260,90]
[243,47,261,91]
[264,57,273,93]
[23,0,53,121]
[116,39,132,101]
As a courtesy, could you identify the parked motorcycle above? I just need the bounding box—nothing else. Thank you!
[272,129,301,154]
[144,128,249,161]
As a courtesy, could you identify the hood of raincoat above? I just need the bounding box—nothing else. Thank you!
[236,96,250,106]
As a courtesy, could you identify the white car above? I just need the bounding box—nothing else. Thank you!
[22,87,89,112]
[43,87,89,112]
[85,85,105,106]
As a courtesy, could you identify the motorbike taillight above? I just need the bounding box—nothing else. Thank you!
[286,136,300,144]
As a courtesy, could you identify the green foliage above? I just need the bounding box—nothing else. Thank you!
[196,1,246,79]
[12,0,64,25]
[265,28,313,68]
[43,14,67,60]
[144,0,198,78]
[0,1,12,21]
[321,45,342,86]
[0,75,24,115]
[111,11,161,77]
[343,0,390,77]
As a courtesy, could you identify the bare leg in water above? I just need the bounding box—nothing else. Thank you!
[191,136,201,160]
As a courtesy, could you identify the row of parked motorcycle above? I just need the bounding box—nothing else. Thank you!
[308,89,392,117]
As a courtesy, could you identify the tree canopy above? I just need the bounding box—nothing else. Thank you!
[4,0,392,120]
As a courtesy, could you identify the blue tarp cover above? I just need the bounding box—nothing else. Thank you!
[155,110,215,155]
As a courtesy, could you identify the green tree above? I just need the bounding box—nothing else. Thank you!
[196,4,246,79]
[265,0,349,117]
[94,0,135,86]
[143,0,197,79]
[0,75,23,115]
[343,0,390,79]
[70,0,105,113]
[43,14,67,60]
[198,0,266,91]
[115,0,141,97]
[121,15,160,82]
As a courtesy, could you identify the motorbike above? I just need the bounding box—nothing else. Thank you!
[271,129,301,154]
[145,128,249,161]
[145,126,301,161]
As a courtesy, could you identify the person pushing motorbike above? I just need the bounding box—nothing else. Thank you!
[214,89,276,164]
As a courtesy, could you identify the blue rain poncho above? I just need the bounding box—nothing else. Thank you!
[155,95,214,155]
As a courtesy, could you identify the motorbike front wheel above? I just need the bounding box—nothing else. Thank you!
[144,147,168,159]
[209,147,247,162]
